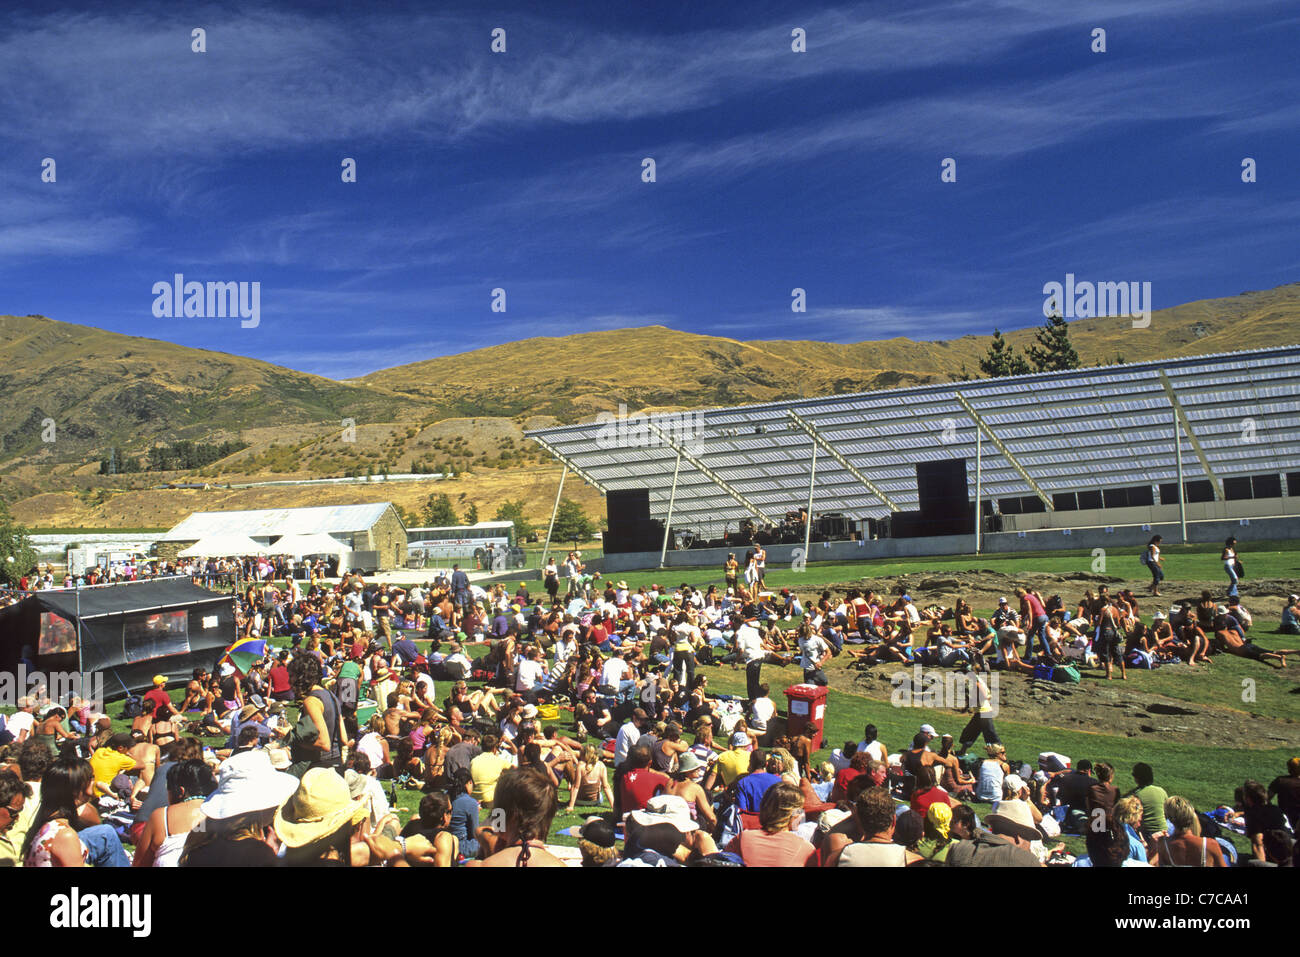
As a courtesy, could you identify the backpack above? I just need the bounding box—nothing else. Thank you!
[1138,550,1151,566]
[121,695,144,720]
[1053,665,1081,684]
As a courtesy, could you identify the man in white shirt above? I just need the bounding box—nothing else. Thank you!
[855,725,889,763]
[750,684,777,735]
[798,630,831,686]
[612,708,648,817]
[902,595,922,627]
[736,612,788,702]
[599,649,637,703]
[515,647,547,699]
[5,697,35,743]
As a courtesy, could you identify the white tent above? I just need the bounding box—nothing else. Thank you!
[266,532,348,557]
[178,534,269,558]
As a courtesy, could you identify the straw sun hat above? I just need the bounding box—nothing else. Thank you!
[274,767,368,847]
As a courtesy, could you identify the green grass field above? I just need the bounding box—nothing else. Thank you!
[5,538,1296,860]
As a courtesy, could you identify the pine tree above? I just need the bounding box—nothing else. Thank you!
[979,329,1031,378]
[552,499,594,547]
[421,493,457,526]
[464,503,479,525]
[1025,302,1081,372]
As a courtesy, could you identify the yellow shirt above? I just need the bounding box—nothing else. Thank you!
[470,752,511,805]
[714,748,751,787]
[89,748,135,787]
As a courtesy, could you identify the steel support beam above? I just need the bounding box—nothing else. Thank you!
[1174,410,1187,542]
[659,453,682,569]
[1157,371,1223,501]
[952,393,1054,510]
[803,441,818,558]
[645,421,781,527]
[786,409,900,512]
[975,427,983,553]
[539,464,567,570]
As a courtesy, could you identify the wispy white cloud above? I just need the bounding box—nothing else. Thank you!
[2,2,1284,159]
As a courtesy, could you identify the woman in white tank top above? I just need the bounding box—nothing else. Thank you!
[132,758,215,867]
[975,745,1008,802]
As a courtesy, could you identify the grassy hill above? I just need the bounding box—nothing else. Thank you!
[3,280,1298,529]
[359,281,1300,418]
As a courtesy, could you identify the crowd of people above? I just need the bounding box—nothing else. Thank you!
[1,548,1297,868]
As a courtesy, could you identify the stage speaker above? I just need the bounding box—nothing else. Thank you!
[917,458,969,519]
[606,488,650,527]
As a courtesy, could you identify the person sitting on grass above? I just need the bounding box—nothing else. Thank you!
[472,767,564,867]
[565,742,614,813]
[131,758,216,867]
[828,785,922,867]
[89,732,145,802]
[1160,620,1211,666]
[1150,795,1225,867]
[725,781,816,867]
[1281,594,1300,635]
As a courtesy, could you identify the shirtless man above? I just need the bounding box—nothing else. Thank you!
[1212,628,1297,668]
[181,668,214,713]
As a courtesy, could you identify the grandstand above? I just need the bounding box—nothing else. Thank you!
[526,346,1300,571]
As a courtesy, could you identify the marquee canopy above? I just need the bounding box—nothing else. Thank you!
[178,534,268,558]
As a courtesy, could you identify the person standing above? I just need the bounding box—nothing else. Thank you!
[451,564,471,618]
[743,549,759,601]
[724,553,739,596]
[1144,535,1164,596]
[543,558,560,605]
[955,672,1000,756]
[1222,537,1241,599]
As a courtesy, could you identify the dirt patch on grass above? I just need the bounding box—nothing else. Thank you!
[837,661,1300,749]
[813,569,1300,748]
[824,569,1300,621]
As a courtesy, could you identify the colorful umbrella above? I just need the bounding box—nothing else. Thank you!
[224,636,268,675]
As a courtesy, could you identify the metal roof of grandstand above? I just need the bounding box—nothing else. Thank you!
[525,345,1300,533]
[161,502,396,542]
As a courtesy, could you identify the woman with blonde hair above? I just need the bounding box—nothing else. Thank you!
[974,743,1008,802]
[725,781,816,866]
[1153,795,1225,867]
[565,742,613,812]
[1113,795,1149,863]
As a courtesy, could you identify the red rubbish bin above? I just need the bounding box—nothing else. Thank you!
[784,683,829,751]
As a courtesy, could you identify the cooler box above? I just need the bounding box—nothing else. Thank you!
[784,683,829,751]
[354,699,379,727]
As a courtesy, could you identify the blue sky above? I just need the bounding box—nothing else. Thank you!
[2,0,1298,378]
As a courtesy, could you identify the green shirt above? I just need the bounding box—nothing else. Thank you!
[1134,784,1168,834]
[338,661,362,682]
